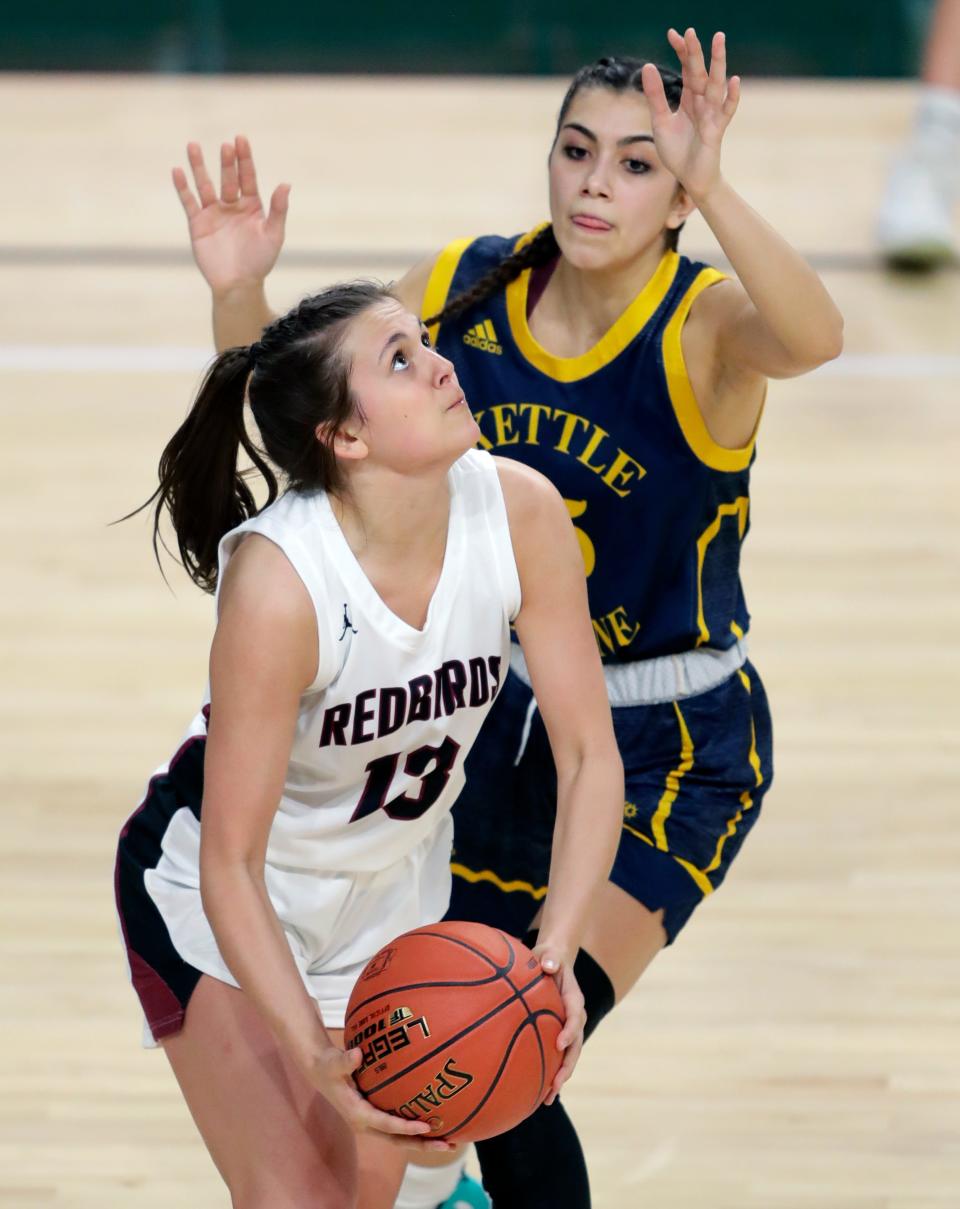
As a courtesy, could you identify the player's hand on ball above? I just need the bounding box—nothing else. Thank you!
[172,135,290,295]
[309,1045,455,1153]
[534,945,586,1105]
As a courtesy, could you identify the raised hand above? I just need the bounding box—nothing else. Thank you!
[641,29,741,202]
[172,136,290,295]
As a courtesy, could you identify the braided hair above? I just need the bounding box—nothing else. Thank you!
[426,57,684,332]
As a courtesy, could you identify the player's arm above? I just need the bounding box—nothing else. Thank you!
[646,30,843,382]
[199,535,433,1145]
[502,464,622,965]
[173,136,438,351]
[499,459,623,1087]
[642,31,843,438]
[688,190,844,384]
[172,136,287,351]
[392,253,438,317]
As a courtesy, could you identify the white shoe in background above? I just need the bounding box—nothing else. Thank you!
[878,146,958,268]
[877,86,960,270]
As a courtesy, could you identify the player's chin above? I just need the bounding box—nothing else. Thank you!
[449,412,481,454]
[559,235,626,273]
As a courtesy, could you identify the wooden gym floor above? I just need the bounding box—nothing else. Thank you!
[0,74,957,1207]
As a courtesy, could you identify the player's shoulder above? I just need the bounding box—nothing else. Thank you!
[451,448,556,508]
[219,531,313,631]
[676,262,751,365]
[681,260,748,328]
[397,232,531,318]
[463,232,527,267]
[493,456,566,529]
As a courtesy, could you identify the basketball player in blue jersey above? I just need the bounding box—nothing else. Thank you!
[113,282,625,1209]
[171,27,843,1209]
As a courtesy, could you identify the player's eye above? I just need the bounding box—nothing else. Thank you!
[563,144,588,160]
[420,330,432,349]
[624,158,651,174]
[391,348,410,372]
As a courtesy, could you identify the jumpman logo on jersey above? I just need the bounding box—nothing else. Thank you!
[339,603,358,641]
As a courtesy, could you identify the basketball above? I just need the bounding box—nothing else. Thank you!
[344,920,565,1143]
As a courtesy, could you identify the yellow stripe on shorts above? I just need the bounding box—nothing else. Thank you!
[450,861,548,901]
[622,822,714,897]
[650,700,694,851]
[703,667,764,873]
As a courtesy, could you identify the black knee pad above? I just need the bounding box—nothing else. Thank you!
[525,929,615,1042]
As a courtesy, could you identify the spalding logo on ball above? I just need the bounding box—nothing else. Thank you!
[345,920,565,1143]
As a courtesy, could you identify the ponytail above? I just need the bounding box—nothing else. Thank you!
[135,346,279,593]
[124,279,390,593]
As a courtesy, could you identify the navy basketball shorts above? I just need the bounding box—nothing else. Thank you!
[445,660,773,944]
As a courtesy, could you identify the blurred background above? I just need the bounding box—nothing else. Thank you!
[1,2,958,1207]
[0,0,939,75]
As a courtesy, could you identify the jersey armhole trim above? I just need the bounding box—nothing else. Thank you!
[281,531,339,693]
[422,237,473,344]
[480,455,523,625]
[662,268,757,472]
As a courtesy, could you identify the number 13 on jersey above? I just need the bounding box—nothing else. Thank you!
[350,738,462,823]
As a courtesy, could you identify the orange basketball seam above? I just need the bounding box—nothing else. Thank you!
[345,922,565,1142]
[441,1010,563,1141]
[496,936,551,1106]
[346,973,506,1020]
[359,977,538,1096]
[346,926,518,1019]
[411,927,516,974]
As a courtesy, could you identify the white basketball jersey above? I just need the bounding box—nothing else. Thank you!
[168,448,520,875]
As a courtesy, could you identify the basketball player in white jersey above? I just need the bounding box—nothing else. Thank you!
[113,281,624,1209]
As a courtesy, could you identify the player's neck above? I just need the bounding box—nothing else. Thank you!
[538,241,669,352]
[331,468,451,563]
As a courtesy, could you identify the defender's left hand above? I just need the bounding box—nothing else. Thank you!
[533,945,586,1105]
[642,28,741,203]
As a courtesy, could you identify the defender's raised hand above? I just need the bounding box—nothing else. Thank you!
[172,136,290,295]
[642,29,741,202]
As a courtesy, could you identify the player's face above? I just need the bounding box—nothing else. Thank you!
[548,87,689,272]
[340,299,479,472]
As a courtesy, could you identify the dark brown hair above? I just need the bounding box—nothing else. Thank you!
[133,281,389,592]
[426,57,684,331]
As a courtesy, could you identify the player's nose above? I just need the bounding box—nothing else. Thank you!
[431,348,455,387]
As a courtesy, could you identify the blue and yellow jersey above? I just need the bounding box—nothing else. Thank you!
[422,228,760,663]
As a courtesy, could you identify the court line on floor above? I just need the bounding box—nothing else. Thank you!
[3,245,956,274]
[1,347,959,376]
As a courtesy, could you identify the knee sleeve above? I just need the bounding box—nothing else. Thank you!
[475,1098,589,1209]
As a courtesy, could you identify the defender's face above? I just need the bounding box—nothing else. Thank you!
[548,87,687,272]
[342,299,478,472]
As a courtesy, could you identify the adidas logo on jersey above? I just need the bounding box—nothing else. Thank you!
[463,319,502,355]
